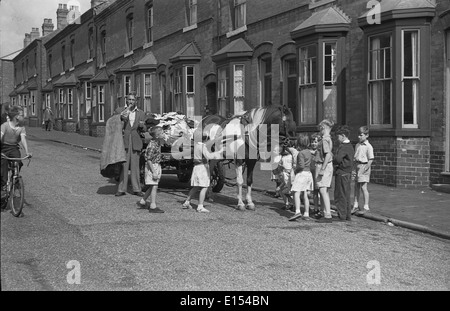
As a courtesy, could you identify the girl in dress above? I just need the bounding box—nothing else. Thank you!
[182,128,221,212]
[289,133,313,221]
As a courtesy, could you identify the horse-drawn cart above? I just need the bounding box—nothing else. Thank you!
[139,112,225,193]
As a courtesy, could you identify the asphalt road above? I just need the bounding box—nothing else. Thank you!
[1,137,449,291]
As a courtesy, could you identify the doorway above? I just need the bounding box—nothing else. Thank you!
[445,30,450,172]
[206,82,217,115]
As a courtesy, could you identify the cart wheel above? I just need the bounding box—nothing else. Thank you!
[211,161,225,193]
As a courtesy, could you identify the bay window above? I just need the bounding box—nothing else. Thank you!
[402,30,419,128]
[218,67,229,117]
[299,44,317,124]
[144,73,152,113]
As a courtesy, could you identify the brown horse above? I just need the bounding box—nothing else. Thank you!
[201,105,296,210]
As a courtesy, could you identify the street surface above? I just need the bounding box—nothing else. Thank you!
[1,137,449,291]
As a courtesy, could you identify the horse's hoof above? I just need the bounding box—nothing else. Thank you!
[236,204,246,211]
[246,203,256,211]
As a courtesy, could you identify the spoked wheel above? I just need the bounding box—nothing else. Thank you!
[9,177,24,217]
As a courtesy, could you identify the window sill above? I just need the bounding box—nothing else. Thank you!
[69,67,75,72]
[47,78,52,82]
[226,25,247,38]
[60,72,65,76]
[369,129,431,137]
[309,0,335,10]
[143,42,153,50]
[124,50,134,58]
[99,64,106,69]
[86,58,94,63]
[441,172,450,177]
[183,23,198,33]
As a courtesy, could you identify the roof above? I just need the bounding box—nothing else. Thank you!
[169,42,202,63]
[53,74,67,87]
[358,0,436,25]
[1,49,23,61]
[9,89,17,97]
[27,78,38,90]
[212,38,253,63]
[42,81,53,92]
[291,6,351,39]
[78,66,95,79]
[132,52,158,71]
[16,83,28,94]
[90,67,110,83]
[63,73,77,86]
[114,58,135,74]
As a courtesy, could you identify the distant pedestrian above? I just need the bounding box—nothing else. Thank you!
[182,128,221,213]
[137,126,164,213]
[315,119,334,223]
[289,133,313,221]
[43,107,53,131]
[309,132,321,217]
[333,125,354,221]
[352,126,374,214]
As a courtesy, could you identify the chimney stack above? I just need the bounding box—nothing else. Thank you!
[42,18,54,37]
[56,3,69,30]
[24,33,31,48]
[30,27,40,42]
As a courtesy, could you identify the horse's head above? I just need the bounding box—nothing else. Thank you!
[262,105,296,139]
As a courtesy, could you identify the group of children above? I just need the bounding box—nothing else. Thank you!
[272,119,374,223]
[138,118,374,222]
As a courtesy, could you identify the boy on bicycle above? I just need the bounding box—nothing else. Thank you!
[1,106,32,199]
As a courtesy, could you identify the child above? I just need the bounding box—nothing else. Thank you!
[309,133,321,217]
[315,119,334,223]
[333,126,354,221]
[137,126,164,213]
[1,106,32,199]
[352,126,374,214]
[289,133,313,221]
[270,144,282,198]
[182,128,221,212]
[277,139,297,210]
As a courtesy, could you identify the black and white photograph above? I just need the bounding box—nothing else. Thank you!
[0,0,449,297]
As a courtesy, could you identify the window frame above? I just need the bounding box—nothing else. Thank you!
[61,44,66,71]
[186,0,197,27]
[126,14,134,52]
[146,6,153,44]
[30,91,36,115]
[233,0,246,30]
[68,88,74,119]
[368,32,393,128]
[98,85,105,122]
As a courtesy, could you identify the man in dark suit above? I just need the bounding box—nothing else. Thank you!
[115,92,147,197]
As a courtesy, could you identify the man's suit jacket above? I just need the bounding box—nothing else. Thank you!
[123,109,147,152]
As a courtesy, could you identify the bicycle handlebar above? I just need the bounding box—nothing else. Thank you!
[0,153,32,161]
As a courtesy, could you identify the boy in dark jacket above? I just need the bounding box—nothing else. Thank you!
[333,126,354,221]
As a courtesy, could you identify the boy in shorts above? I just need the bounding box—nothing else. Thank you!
[352,126,374,214]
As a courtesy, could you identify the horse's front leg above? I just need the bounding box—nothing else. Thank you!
[245,159,257,211]
[235,163,246,211]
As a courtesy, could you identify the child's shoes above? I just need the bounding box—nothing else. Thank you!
[182,201,193,209]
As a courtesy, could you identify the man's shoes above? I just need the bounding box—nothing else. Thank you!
[316,217,332,223]
[149,207,164,213]
[115,192,126,197]
[133,191,145,197]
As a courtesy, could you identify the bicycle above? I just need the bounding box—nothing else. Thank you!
[1,153,32,217]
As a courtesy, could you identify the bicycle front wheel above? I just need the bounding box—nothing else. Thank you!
[9,177,24,217]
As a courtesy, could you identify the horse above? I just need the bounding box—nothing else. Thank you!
[201,105,296,211]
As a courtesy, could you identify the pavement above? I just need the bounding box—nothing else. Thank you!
[25,126,450,240]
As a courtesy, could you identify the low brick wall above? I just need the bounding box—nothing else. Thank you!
[54,118,63,131]
[79,117,92,136]
[28,117,40,128]
[62,120,77,133]
[90,123,106,137]
[371,136,431,188]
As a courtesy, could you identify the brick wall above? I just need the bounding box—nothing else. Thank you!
[79,117,91,135]
[0,60,14,106]
[371,137,431,188]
